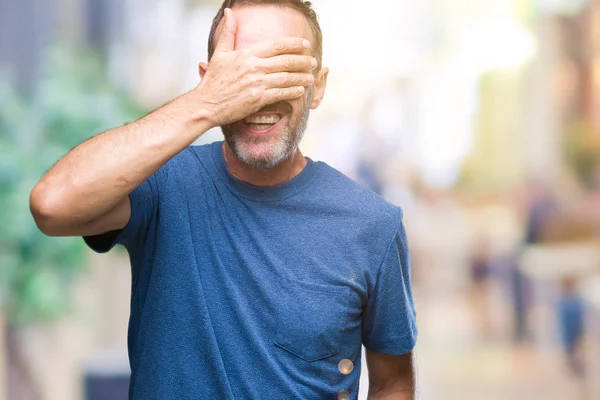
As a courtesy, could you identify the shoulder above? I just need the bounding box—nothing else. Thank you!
[188,141,218,160]
[158,142,218,178]
[145,143,219,198]
[173,142,216,168]
[313,161,404,236]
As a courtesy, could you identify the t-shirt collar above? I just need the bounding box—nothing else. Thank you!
[211,141,319,202]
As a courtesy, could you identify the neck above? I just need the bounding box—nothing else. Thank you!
[222,142,308,186]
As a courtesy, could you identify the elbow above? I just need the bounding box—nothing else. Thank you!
[29,184,65,236]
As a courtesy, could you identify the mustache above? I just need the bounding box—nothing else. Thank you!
[256,101,292,115]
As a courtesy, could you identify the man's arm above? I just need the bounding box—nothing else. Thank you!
[29,96,213,238]
[29,8,316,238]
[366,349,416,400]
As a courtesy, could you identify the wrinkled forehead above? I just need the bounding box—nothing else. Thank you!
[218,5,314,51]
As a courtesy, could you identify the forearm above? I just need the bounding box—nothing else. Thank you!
[367,381,415,400]
[31,90,213,231]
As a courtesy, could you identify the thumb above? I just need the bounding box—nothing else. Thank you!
[215,8,236,53]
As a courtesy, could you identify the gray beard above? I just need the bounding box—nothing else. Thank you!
[222,88,313,169]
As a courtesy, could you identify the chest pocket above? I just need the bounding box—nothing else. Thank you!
[274,278,350,362]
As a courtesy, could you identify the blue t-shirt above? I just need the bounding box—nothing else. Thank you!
[84,141,417,399]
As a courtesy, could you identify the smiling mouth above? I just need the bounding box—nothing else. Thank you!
[243,114,283,133]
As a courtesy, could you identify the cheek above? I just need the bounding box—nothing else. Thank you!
[288,96,308,115]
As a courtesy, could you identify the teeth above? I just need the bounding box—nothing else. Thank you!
[244,115,281,124]
[248,124,273,131]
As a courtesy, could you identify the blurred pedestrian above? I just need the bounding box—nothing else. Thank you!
[469,238,494,339]
[512,182,555,343]
[557,276,585,377]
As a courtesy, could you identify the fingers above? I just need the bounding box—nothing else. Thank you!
[263,72,314,89]
[198,62,208,79]
[215,8,237,53]
[264,87,306,103]
[261,54,317,73]
[250,37,311,58]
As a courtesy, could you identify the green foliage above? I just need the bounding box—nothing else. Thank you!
[0,45,146,324]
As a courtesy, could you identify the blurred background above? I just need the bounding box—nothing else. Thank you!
[2,0,600,399]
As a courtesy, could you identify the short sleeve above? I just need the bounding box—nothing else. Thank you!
[362,220,418,354]
[83,174,159,253]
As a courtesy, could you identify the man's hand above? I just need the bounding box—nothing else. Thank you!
[196,8,317,127]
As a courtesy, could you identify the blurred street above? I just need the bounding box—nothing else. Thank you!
[4,0,600,399]
[413,289,583,400]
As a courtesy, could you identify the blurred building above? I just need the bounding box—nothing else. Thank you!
[0,0,56,94]
[0,0,119,93]
[550,0,600,186]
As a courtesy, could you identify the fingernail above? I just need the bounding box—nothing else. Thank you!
[303,40,311,49]
[311,58,318,68]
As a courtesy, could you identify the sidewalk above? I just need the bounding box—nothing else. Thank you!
[412,288,586,400]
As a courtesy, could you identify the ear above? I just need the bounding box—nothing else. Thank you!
[310,67,329,110]
[198,62,209,79]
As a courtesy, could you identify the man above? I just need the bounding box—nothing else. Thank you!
[30,1,418,398]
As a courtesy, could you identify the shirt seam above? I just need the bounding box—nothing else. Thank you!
[369,208,404,301]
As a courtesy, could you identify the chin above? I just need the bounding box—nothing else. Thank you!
[233,137,293,169]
